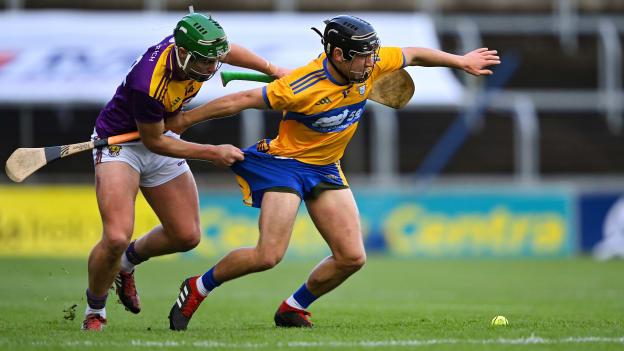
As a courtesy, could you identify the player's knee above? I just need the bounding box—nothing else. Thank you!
[337,251,367,272]
[255,250,284,271]
[102,233,131,257]
[168,222,201,251]
[177,231,201,252]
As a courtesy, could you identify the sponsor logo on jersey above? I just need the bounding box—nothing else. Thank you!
[285,100,367,133]
[315,97,332,105]
[311,107,364,130]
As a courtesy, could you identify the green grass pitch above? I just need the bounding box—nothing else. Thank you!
[0,257,623,350]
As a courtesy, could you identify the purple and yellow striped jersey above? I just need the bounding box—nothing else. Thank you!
[95,35,203,138]
[262,47,406,165]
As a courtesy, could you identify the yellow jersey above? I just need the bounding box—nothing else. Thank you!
[261,47,406,165]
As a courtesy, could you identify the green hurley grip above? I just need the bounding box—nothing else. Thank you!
[220,71,276,87]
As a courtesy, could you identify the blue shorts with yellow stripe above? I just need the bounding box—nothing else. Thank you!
[230,141,349,208]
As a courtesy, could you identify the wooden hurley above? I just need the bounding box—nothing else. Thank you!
[5,131,140,182]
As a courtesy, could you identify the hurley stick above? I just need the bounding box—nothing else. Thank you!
[5,131,140,183]
[220,69,415,109]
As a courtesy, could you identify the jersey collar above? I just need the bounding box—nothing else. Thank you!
[322,58,349,86]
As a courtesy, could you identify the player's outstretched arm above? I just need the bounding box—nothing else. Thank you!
[166,87,267,134]
[223,43,291,78]
[138,120,243,167]
[402,47,501,76]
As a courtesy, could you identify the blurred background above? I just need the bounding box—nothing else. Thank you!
[1,0,624,261]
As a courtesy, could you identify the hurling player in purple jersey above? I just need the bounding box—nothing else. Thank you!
[81,13,289,331]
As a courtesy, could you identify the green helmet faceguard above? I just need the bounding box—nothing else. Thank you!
[173,13,230,82]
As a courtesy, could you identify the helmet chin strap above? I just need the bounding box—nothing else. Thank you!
[327,56,352,84]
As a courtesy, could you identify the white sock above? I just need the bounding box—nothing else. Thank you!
[85,305,106,319]
[195,277,210,297]
[286,295,305,310]
[120,253,135,273]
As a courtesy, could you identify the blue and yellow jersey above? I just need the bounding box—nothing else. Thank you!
[261,47,406,165]
[95,35,203,138]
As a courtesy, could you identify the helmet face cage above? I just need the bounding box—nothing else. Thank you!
[345,43,380,83]
[180,49,225,82]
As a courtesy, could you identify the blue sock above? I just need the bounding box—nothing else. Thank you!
[200,267,221,292]
[292,283,317,309]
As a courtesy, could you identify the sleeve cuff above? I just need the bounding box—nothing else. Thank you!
[262,86,272,109]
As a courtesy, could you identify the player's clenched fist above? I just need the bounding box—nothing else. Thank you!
[207,144,245,167]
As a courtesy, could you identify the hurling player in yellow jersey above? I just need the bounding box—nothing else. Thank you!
[166,15,500,330]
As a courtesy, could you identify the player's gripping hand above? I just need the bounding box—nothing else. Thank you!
[208,144,245,167]
[461,48,501,76]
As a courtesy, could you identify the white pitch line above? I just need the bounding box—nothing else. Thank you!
[17,336,624,349]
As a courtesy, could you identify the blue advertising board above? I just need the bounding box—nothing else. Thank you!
[193,189,575,259]
[578,192,622,252]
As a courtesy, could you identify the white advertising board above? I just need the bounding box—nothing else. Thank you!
[0,11,463,106]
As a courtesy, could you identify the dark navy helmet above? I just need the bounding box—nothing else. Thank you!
[314,15,380,61]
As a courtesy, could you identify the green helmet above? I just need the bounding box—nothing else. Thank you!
[173,13,230,81]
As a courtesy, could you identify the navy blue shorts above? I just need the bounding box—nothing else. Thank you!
[230,142,349,208]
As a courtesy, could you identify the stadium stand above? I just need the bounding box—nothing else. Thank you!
[1,0,623,183]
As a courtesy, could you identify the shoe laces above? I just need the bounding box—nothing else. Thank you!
[181,282,205,318]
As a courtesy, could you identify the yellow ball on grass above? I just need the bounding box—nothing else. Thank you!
[491,315,509,326]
